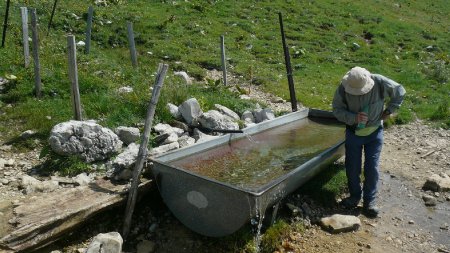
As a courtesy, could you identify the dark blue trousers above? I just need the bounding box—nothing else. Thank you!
[345,127,383,206]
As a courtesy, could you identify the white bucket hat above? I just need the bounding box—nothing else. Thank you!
[341,66,374,95]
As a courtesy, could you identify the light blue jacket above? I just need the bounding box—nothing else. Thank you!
[332,74,406,127]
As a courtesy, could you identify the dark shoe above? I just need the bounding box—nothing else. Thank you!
[340,197,360,209]
[363,204,380,218]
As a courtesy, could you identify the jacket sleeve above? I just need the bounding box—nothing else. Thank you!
[374,74,406,113]
[332,85,357,125]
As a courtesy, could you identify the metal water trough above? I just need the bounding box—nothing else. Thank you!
[150,108,345,237]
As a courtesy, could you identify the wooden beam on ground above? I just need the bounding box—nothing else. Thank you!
[0,178,152,252]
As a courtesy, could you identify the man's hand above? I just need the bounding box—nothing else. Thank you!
[381,110,391,120]
[356,112,368,124]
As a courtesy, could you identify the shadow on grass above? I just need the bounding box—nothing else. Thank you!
[296,162,347,207]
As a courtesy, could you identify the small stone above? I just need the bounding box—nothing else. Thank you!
[118,86,133,94]
[20,130,36,139]
[408,220,415,224]
[320,214,361,233]
[423,194,437,206]
[1,179,9,185]
[5,159,15,167]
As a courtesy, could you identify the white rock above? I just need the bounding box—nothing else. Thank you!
[174,71,192,85]
[178,135,195,148]
[241,110,255,123]
[162,132,179,144]
[73,173,92,186]
[214,104,240,120]
[320,214,361,233]
[179,98,203,125]
[149,142,179,157]
[49,120,122,163]
[20,130,36,139]
[115,126,140,145]
[76,41,86,46]
[20,175,59,194]
[86,232,123,253]
[112,143,140,170]
[198,110,239,131]
[167,103,182,119]
[118,86,133,94]
[423,174,450,192]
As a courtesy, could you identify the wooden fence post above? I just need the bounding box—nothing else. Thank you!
[1,0,11,47]
[127,21,138,67]
[20,7,30,68]
[67,35,83,120]
[85,6,93,54]
[122,63,169,239]
[30,9,42,98]
[47,0,58,33]
[220,35,227,85]
[278,12,298,112]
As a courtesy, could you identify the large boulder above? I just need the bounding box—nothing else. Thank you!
[198,110,239,131]
[49,121,122,163]
[178,98,203,125]
[86,232,123,253]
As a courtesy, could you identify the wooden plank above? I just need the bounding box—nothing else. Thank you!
[0,178,152,252]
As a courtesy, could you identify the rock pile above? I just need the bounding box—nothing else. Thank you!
[44,97,277,181]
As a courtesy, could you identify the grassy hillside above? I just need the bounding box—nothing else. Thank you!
[0,0,449,140]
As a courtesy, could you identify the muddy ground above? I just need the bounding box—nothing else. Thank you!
[0,83,449,252]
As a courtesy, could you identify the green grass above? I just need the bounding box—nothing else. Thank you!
[1,0,449,139]
[297,162,348,207]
